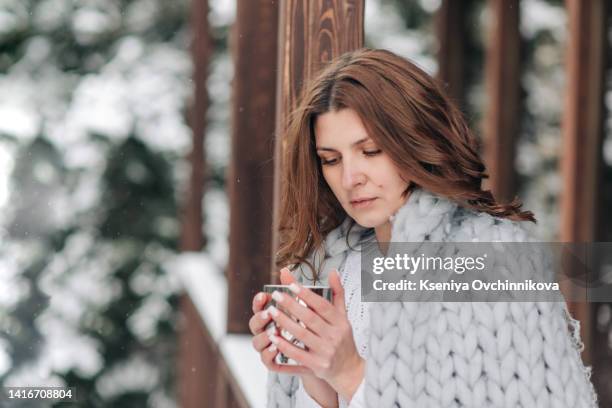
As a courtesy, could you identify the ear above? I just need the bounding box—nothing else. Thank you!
[328,269,346,313]
[279,267,296,285]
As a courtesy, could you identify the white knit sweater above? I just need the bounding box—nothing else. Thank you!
[267,189,598,407]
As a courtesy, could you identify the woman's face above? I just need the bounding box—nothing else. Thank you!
[314,108,410,229]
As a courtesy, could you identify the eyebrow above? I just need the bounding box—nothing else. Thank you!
[316,137,371,152]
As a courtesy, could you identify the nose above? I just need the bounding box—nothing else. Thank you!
[341,158,366,190]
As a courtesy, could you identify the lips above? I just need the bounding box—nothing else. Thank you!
[350,197,375,204]
[350,197,377,208]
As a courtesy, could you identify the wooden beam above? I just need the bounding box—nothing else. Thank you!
[178,0,211,406]
[178,295,251,408]
[560,0,607,366]
[270,0,365,281]
[436,0,468,107]
[227,0,279,333]
[482,0,521,203]
[178,294,218,408]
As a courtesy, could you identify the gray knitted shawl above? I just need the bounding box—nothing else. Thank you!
[267,189,598,407]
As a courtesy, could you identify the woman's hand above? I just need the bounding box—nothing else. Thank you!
[248,286,312,376]
[266,268,365,402]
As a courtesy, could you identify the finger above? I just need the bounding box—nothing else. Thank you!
[261,342,312,375]
[252,292,270,314]
[286,282,336,324]
[328,269,346,315]
[252,329,277,352]
[268,334,326,372]
[270,291,330,338]
[279,267,295,285]
[267,304,325,352]
[260,341,279,367]
[248,308,273,335]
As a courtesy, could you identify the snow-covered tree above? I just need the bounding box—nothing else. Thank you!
[0,1,194,406]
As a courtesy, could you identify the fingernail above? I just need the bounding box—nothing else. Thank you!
[261,309,269,320]
[288,283,300,294]
[269,334,280,345]
[268,305,279,317]
[268,344,277,352]
[256,293,264,302]
[266,325,276,336]
[271,291,283,303]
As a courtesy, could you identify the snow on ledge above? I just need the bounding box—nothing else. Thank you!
[167,252,267,408]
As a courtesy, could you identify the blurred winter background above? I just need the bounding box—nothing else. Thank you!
[0,0,232,406]
[0,0,611,407]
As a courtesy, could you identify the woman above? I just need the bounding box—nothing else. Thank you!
[249,48,597,407]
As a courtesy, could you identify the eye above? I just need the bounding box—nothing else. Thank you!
[363,149,382,157]
[320,157,339,166]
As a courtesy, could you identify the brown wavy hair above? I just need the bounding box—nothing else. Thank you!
[276,48,535,279]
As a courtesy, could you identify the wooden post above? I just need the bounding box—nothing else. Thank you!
[178,295,218,408]
[436,0,468,107]
[178,0,212,406]
[270,0,365,280]
[482,0,521,203]
[560,0,607,365]
[180,1,210,253]
[226,0,280,333]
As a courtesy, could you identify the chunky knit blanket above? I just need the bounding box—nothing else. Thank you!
[267,189,598,407]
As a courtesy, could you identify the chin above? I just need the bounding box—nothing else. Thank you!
[350,213,387,229]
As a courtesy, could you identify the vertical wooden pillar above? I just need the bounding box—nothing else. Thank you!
[436,0,468,106]
[178,0,212,405]
[227,0,280,333]
[482,0,521,203]
[270,0,365,280]
[560,0,607,365]
[180,1,210,253]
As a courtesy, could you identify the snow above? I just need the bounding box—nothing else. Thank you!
[127,295,172,342]
[203,188,229,269]
[221,335,268,408]
[0,1,28,37]
[35,315,104,378]
[2,364,67,388]
[0,105,40,141]
[57,72,132,143]
[206,53,233,169]
[210,0,236,28]
[418,0,441,14]
[520,0,567,41]
[72,6,121,45]
[0,249,30,310]
[605,135,612,166]
[95,354,160,399]
[124,0,160,33]
[0,339,11,377]
[168,252,227,340]
[365,0,437,75]
[33,0,71,31]
[0,143,14,211]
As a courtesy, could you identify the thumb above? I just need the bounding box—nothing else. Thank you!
[279,267,296,285]
[328,269,346,313]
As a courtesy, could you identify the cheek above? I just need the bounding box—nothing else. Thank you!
[321,168,342,194]
[373,163,408,196]
[370,164,398,188]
